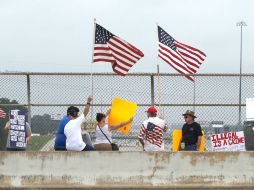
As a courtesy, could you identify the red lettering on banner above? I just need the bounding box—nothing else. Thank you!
[232,132,237,139]
[215,132,238,141]
[211,134,217,141]
[215,134,220,141]
[213,141,221,147]
[239,137,244,144]
[212,131,245,150]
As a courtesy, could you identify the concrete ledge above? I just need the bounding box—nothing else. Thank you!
[0,152,254,189]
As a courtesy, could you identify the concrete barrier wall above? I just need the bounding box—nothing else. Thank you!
[0,151,254,189]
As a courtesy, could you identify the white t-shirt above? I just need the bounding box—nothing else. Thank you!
[94,124,112,145]
[64,114,86,151]
[139,117,166,151]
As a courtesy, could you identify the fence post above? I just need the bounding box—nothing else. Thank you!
[26,74,32,127]
[151,74,155,106]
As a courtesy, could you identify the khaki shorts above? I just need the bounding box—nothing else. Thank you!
[94,143,112,151]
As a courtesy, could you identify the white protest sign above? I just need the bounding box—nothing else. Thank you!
[246,98,254,121]
[9,110,27,149]
[211,131,245,151]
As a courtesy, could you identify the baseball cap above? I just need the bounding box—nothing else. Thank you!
[145,107,157,113]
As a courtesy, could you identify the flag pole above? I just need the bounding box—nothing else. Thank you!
[193,75,196,112]
[90,18,96,119]
[236,21,247,125]
[156,23,164,119]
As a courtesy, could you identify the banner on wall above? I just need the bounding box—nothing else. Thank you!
[9,110,27,149]
[211,131,245,151]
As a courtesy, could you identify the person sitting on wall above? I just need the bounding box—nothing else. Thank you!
[138,107,167,151]
[94,110,133,151]
[54,114,69,151]
[64,96,94,151]
[180,110,202,151]
[54,108,94,151]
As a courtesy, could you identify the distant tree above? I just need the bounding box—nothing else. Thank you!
[0,98,28,150]
[31,114,58,135]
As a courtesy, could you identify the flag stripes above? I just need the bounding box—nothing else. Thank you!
[0,108,6,119]
[158,26,206,81]
[93,24,144,76]
[138,124,163,148]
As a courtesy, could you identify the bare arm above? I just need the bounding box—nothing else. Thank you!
[178,138,183,151]
[4,122,10,130]
[26,135,31,144]
[83,96,93,117]
[138,138,145,151]
[25,124,32,144]
[196,136,202,151]
[109,117,133,131]
[106,108,111,117]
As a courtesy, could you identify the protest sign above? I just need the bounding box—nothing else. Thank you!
[108,97,137,135]
[9,110,27,149]
[211,131,245,151]
[246,98,254,121]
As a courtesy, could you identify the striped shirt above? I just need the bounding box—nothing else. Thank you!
[138,117,166,151]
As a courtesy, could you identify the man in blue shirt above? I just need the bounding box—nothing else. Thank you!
[54,105,94,150]
[54,115,70,150]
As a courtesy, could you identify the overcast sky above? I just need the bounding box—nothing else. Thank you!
[0,0,253,73]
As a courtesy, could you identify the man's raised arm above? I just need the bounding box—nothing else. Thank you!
[83,96,93,117]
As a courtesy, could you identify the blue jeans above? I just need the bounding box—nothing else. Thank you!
[185,144,197,151]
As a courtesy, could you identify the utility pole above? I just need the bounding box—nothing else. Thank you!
[236,21,247,125]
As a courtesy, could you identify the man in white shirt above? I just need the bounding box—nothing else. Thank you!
[138,107,166,151]
[64,96,94,151]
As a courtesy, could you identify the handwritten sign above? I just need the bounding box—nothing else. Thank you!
[211,131,245,151]
[9,110,27,149]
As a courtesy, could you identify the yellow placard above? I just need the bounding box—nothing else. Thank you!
[172,129,205,152]
[108,97,137,135]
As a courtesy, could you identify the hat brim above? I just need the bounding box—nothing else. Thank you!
[146,111,157,113]
[182,114,197,118]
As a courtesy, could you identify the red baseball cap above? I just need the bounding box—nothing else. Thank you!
[145,107,157,113]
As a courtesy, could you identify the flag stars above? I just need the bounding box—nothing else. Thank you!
[158,26,176,51]
[94,24,114,44]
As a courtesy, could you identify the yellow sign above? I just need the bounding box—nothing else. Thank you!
[172,129,205,152]
[108,97,137,135]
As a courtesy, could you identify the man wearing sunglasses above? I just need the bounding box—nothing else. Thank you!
[181,110,202,151]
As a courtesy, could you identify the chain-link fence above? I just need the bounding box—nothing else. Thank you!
[0,72,252,151]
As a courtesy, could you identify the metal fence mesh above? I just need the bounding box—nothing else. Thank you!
[0,73,251,151]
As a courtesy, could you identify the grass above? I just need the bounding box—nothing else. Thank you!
[28,136,54,151]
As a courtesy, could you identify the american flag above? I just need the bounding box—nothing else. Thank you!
[93,23,144,76]
[158,26,206,81]
[0,108,6,119]
[138,123,164,148]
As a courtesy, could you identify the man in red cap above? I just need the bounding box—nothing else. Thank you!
[138,107,166,151]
